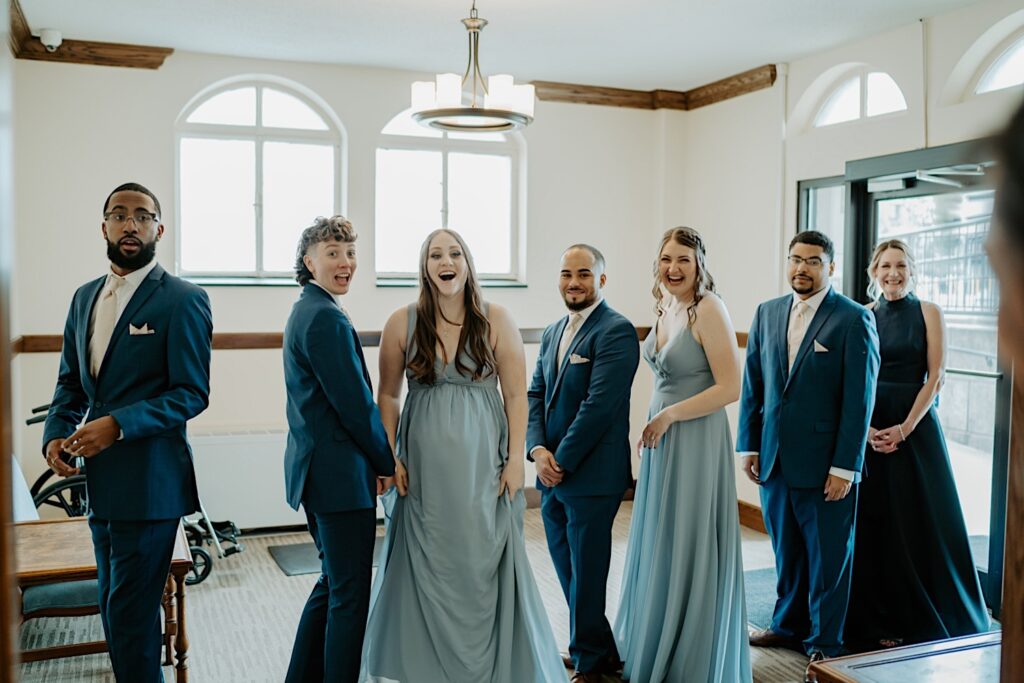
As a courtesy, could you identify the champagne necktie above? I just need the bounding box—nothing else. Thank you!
[90,276,126,377]
[557,313,584,368]
[787,301,812,370]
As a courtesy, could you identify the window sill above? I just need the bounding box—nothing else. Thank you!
[184,276,298,287]
[375,278,527,288]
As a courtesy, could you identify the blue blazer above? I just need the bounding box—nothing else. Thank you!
[527,300,640,497]
[43,264,212,521]
[283,283,394,513]
[737,288,880,489]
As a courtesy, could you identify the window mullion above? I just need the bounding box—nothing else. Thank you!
[255,87,264,276]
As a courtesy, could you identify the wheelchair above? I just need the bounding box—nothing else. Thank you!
[26,403,244,585]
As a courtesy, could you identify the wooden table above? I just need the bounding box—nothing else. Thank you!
[807,632,1001,682]
[14,517,193,681]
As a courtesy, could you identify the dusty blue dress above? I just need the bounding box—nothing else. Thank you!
[361,305,565,683]
[614,321,752,683]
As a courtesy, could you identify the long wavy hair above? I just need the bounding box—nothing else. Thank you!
[652,226,716,326]
[866,239,916,300]
[408,229,496,385]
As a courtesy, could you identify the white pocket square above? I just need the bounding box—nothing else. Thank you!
[813,340,828,353]
[569,353,590,364]
[129,323,155,336]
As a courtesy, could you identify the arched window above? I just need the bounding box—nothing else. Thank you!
[374,109,524,281]
[976,34,1024,95]
[814,70,908,128]
[176,78,344,279]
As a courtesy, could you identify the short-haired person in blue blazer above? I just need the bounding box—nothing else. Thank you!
[737,230,879,671]
[527,244,640,683]
[42,182,213,682]
[282,216,395,683]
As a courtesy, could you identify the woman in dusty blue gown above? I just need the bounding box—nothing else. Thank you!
[361,229,565,683]
[614,227,751,683]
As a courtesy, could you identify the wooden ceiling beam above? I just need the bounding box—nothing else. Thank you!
[9,0,172,69]
[534,64,777,111]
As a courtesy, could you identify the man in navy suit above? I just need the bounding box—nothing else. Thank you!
[737,230,879,669]
[527,244,639,683]
[43,182,213,681]
[282,216,395,683]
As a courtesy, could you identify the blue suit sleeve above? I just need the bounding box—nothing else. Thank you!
[831,308,879,473]
[42,295,89,453]
[736,304,765,453]
[306,309,395,477]
[108,288,213,440]
[525,328,550,461]
[553,321,640,473]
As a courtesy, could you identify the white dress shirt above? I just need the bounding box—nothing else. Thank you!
[739,286,855,482]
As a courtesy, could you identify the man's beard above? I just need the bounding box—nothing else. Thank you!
[564,292,597,311]
[107,238,157,271]
[790,277,814,295]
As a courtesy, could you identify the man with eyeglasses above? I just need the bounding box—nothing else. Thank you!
[737,230,879,675]
[42,182,212,682]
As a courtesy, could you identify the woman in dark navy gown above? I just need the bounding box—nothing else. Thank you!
[845,239,989,651]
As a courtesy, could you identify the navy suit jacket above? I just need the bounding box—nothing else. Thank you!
[526,300,640,497]
[283,283,394,513]
[737,288,880,489]
[43,264,212,521]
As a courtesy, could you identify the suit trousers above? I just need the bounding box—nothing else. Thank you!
[285,507,376,683]
[760,468,858,656]
[88,515,179,683]
[541,488,622,672]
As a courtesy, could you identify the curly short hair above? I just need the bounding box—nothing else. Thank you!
[294,216,357,285]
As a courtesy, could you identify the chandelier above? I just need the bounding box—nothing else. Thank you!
[410,1,535,133]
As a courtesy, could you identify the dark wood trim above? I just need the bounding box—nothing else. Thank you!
[531,81,669,110]
[1003,367,1023,682]
[685,64,778,110]
[738,500,767,534]
[9,0,172,69]
[10,329,745,355]
[534,64,776,112]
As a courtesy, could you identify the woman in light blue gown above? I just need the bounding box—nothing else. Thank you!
[614,227,752,683]
[361,229,565,683]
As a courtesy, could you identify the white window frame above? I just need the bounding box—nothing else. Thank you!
[813,68,908,129]
[174,76,346,283]
[973,30,1024,97]
[374,110,527,285]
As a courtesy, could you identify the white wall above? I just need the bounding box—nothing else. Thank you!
[9,51,662,489]
[10,0,1024,508]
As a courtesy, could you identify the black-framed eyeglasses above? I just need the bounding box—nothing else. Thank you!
[787,255,826,268]
[104,211,158,227]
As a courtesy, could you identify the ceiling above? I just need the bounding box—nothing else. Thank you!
[23,0,988,90]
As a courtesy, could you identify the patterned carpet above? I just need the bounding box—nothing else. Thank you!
[18,502,808,682]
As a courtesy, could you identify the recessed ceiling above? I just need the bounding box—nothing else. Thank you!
[23,0,988,90]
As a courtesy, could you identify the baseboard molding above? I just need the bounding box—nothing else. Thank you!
[738,500,767,534]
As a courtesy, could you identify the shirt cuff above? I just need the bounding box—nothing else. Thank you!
[829,466,855,481]
[738,451,759,458]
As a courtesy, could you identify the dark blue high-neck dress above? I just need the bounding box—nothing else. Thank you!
[844,294,989,649]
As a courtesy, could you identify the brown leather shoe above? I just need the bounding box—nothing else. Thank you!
[749,628,803,652]
[570,672,603,683]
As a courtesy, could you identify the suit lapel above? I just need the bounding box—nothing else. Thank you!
[78,277,106,394]
[98,265,165,379]
[550,301,606,402]
[544,317,569,390]
[774,297,791,385]
[785,288,838,391]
